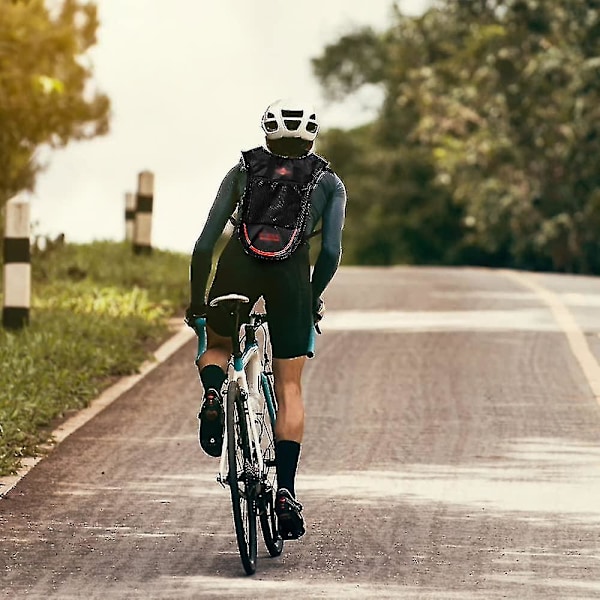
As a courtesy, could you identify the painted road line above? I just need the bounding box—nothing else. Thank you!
[503,270,600,402]
[0,323,196,497]
[321,308,556,332]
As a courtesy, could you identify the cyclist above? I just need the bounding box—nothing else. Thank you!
[186,98,346,540]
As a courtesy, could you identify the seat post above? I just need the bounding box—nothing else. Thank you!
[230,303,243,362]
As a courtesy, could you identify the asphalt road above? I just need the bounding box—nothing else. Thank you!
[2,266,600,599]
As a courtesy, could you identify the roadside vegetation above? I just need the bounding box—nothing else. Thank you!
[0,241,189,476]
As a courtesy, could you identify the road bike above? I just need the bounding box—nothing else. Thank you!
[191,294,284,575]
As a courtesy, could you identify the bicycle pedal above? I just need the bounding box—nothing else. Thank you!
[265,459,277,467]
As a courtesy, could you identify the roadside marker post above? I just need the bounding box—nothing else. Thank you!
[2,195,31,329]
[124,191,136,242]
[133,171,154,255]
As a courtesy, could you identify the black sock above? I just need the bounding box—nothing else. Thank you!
[199,364,226,394]
[275,440,301,497]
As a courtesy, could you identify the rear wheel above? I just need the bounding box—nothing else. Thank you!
[227,380,257,575]
[258,373,283,557]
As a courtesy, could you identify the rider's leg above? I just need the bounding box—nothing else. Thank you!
[196,327,231,457]
[197,326,231,391]
[198,236,255,388]
[273,356,306,498]
[273,356,306,441]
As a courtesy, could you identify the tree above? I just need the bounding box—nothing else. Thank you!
[0,0,110,215]
[317,123,465,265]
[313,0,600,272]
[313,18,467,266]
[412,0,600,271]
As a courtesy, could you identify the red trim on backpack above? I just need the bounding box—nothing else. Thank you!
[242,223,299,258]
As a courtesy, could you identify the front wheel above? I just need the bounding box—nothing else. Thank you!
[227,380,257,575]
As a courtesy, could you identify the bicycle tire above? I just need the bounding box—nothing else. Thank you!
[227,380,258,575]
[258,373,284,557]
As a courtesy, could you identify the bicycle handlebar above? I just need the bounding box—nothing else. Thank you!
[194,316,207,358]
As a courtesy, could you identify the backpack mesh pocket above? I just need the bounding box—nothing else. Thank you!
[243,180,305,229]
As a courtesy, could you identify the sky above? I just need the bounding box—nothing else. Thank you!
[32,0,431,254]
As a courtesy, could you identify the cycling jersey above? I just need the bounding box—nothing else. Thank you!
[190,150,346,310]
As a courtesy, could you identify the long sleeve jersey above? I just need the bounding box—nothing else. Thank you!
[190,158,347,309]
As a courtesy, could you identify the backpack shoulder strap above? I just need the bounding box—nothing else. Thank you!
[302,160,332,240]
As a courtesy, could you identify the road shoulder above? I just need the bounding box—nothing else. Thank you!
[0,322,195,498]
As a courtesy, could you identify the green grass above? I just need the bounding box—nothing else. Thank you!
[0,240,190,476]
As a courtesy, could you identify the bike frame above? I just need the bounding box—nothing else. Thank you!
[194,315,273,486]
[220,335,264,484]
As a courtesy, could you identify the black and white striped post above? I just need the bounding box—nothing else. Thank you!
[124,191,135,242]
[2,195,31,329]
[133,170,154,255]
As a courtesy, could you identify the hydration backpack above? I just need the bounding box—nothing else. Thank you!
[236,147,328,260]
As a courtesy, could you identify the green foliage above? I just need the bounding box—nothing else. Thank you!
[313,0,600,272]
[0,0,110,207]
[0,241,189,475]
[319,125,464,265]
[31,240,190,309]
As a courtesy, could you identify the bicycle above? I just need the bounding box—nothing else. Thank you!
[192,293,297,575]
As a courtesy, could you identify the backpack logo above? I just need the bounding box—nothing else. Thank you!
[258,232,281,243]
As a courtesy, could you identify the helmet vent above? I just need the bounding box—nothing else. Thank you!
[282,110,304,118]
[284,119,301,131]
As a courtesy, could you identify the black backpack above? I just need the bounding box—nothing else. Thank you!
[236,147,328,260]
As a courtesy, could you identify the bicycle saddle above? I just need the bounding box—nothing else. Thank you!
[209,294,250,309]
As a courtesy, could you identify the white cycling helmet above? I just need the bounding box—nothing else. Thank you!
[261,98,319,141]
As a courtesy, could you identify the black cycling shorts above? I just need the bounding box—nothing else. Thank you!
[206,237,313,359]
